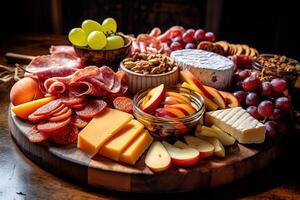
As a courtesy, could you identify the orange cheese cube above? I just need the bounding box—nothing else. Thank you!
[99,119,144,161]
[77,108,133,156]
[119,129,153,165]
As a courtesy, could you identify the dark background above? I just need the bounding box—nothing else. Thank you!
[0,0,299,60]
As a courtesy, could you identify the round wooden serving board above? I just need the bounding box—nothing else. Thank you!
[8,109,287,193]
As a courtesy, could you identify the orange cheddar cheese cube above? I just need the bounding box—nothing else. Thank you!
[119,129,153,165]
[99,119,144,161]
[77,108,133,156]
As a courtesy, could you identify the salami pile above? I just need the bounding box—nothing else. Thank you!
[25,45,128,145]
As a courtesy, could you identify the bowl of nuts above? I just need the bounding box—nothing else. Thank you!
[120,52,179,94]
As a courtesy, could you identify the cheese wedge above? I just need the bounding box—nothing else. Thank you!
[119,129,153,165]
[99,119,144,161]
[205,107,266,144]
[77,108,133,156]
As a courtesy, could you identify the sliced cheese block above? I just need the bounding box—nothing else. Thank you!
[205,107,266,144]
[99,119,144,161]
[77,108,133,156]
[119,129,153,165]
[171,49,234,90]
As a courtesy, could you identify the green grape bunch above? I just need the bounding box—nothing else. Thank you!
[68,17,124,50]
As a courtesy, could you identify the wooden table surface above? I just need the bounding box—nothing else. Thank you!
[1,34,300,200]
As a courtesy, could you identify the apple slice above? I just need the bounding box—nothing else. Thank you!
[140,84,166,113]
[162,141,199,167]
[173,140,190,149]
[165,91,190,103]
[155,107,186,118]
[196,136,225,158]
[180,70,214,100]
[162,96,187,105]
[203,85,227,109]
[165,104,196,115]
[145,141,171,173]
[182,82,218,111]
[195,125,236,146]
[184,135,214,158]
[219,91,240,108]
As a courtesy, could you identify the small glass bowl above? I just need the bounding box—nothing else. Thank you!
[133,86,205,141]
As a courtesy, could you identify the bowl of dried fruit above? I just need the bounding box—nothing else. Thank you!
[120,52,179,94]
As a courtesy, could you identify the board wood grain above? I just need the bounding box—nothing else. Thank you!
[8,108,287,192]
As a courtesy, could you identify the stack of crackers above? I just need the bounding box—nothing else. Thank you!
[197,41,259,57]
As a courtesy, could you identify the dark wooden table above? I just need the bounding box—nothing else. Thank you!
[1,34,300,200]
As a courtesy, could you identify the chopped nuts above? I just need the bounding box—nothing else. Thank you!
[122,53,177,75]
[256,54,300,82]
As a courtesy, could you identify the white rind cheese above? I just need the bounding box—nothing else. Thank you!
[170,49,234,89]
[205,107,266,144]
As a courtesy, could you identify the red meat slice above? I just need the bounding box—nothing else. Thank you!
[49,125,78,145]
[49,108,72,122]
[52,106,69,117]
[32,99,62,116]
[113,96,133,114]
[75,99,107,118]
[70,115,91,129]
[28,125,49,143]
[60,92,86,106]
[50,45,77,57]
[37,117,71,133]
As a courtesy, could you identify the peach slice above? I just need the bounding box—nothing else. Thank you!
[180,70,214,100]
[182,82,218,111]
[140,84,166,113]
[184,135,214,158]
[145,141,171,173]
[203,85,227,109]
[162,141,199,167]
[165,91,190,103]
[219,91,240,108]
[155,107,186,118]
[11,96,56,119]
[165,104,196,115]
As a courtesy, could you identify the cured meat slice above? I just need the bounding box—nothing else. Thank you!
[70,115,91,129]
[52,106,69,117]
[113,96,133,114]
[49,103,66,115]
[60,92,86,106]
[75,99,107,118]
[70,66,100,83]
[49,125,78,145]
[49,108,72,122]
[26,52,82,80]
[37,117,71,133]
[68,101,87,109]
[50,45,77,57]
[32,99,62,116]
[28,113,49,123]
[69,81,108,97]
[44,76,71,95]
[98,66,115,90]
[28,125,49,143]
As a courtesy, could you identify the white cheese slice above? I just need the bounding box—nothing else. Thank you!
[170,49,234,90]
[205,107,266,144]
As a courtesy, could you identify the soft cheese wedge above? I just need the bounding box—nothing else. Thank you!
[205,107,266,144]
[99,119,144,161]
[77,108,133,156]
